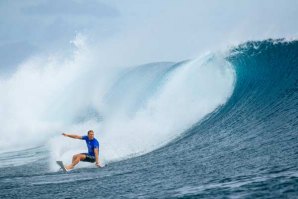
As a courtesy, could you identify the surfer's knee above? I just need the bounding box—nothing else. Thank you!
[79,154,86,160]
[73,154,81,161]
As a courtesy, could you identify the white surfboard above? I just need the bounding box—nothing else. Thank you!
[56,161,68,173]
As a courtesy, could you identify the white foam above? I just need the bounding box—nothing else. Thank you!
[0,35,235,170]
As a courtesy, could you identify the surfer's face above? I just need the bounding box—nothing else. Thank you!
[88,131,94,140]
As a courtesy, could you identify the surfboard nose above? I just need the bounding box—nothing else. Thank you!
[56,161,68,173]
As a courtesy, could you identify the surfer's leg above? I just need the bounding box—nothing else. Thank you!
[71,154,78,162]
[65,154,86,170]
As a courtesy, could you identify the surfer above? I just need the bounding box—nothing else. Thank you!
[62,130,101,170]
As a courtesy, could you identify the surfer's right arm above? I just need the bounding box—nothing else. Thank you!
[62,133,82,139]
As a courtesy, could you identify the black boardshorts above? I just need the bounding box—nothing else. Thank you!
[81,153,96,163]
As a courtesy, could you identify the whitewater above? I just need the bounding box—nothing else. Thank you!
[0,35,234,164]
[0,38,298,198]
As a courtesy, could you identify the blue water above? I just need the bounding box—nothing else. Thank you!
[0,39,297,198]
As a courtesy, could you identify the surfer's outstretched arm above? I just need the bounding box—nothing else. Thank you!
[62,133,82,139]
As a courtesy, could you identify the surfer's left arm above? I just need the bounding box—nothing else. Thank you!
[94,148,100,167]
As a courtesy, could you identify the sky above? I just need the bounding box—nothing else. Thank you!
[0,0,298,75]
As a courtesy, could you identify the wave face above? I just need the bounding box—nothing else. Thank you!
[154,39,298,198]
[0,40,297,198]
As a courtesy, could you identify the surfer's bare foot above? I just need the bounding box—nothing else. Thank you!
[65,165,73,170]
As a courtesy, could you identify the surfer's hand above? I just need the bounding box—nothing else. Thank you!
[62,133,67,136]
[95,162,101,167]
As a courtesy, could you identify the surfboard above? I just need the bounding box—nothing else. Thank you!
[56,160,68,173]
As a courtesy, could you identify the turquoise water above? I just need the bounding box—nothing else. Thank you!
[0,39,297,198]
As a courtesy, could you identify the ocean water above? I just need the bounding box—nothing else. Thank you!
[0,39,297,198]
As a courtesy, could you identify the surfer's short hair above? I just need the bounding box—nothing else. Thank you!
[88,130,94,134]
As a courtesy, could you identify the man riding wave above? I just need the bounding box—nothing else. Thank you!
[62,130,101,170]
